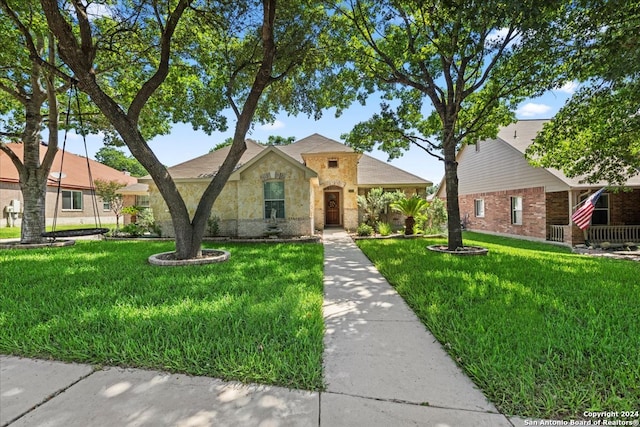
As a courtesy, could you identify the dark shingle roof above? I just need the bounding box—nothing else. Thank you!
[157,134,431,187]
[161,139,266,180]
[357,154,431,187]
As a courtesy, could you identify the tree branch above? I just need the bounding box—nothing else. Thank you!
[0,80,27,104]
[0,142,26,174]
[128,0,192,122]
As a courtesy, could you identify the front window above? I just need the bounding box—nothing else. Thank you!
[136,195,150,209]
[328,159,338,168]
[579,192,609,225]
[474,199,485,217]
[511,196,522,225]
[264,181,285,219]
[62,190,83,210]
[103,200,111,211]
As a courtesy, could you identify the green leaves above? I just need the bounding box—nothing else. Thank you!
[337,0,570,248]
[526,1,640,184]
[95,146,148,177]
[390,195,428,217]
[527,80,640,185]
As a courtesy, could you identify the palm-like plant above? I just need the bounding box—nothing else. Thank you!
[390,196,429,235]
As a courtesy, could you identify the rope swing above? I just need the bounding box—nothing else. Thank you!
[42,85,109,240]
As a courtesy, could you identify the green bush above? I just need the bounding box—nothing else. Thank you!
[208,215,220,236]
[377,222,392,236]
[120,223,144,236]
[357,223,374,236]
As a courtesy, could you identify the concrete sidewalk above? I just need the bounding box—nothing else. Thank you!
[1,229,522,426]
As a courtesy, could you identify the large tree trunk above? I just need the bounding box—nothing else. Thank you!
[443,126,463,251]
[17,88,50,244]
[19,171,47,243]
[42,0,277,260]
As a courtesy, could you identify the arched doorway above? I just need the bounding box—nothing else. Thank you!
[324,188,342,226]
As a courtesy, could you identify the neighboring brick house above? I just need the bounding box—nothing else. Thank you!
[141,134,431,237]
[1,143,138,228]
[436,120,640,246]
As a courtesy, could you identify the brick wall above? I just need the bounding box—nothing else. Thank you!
[610,189,640,225]
[459,186,547,239]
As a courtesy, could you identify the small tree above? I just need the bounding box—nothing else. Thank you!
[424,197,447,233]
[390,196,428,235]
[94,179,125,231]
[357,188,397,226]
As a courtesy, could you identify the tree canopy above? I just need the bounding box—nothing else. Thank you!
[526,1,640,185]
[0,0,67,242]
[334,0,568,249]
[28,0,345,259]
[95,146,148,177]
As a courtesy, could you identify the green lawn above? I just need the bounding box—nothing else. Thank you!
[357,232,640,419]
[0,240,324,390]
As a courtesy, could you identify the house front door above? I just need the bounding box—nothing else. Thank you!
[325,192,340,225]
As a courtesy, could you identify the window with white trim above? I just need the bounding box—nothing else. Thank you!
[511,196,522,225]
[62,190,83,210]
[136,195,150,208]
[579,192,609,225]
[102,200,111,211]
[474,199,485,217]
[264,181,285,219]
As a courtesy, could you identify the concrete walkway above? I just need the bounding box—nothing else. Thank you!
[1,229,524,426]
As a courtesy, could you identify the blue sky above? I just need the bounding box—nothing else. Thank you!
[64,82,578,185]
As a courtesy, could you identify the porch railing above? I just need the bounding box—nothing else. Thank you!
[587,225,640,243]
[548,225,566,242]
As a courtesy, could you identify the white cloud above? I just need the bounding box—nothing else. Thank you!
[487,28,510,44]
[259,120,285,131]
[555,81,579,94]
[517,103,552,118]
[86,3,113,20]
[486,27,521,47]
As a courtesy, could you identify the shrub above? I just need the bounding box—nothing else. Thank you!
[358,188,403,226]
[357,223,374,236]
[377,222,392,236]
[425,197,447,231]
[207,215,220,236]
[120,223,144,237]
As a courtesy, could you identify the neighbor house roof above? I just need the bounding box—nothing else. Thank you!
[0,143,138,189]
[497,120,640,188]
[155,134,431,188]
[435,119,640,198]
[119,182,149,195]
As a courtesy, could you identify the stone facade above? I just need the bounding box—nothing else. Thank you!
[146,136,430,238]
[151,151,314,238]
[303,152,361,231]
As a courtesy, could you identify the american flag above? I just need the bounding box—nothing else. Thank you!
[571,188,605,230]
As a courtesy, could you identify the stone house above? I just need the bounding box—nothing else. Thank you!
[142,134,431,237]
[0,143,139,228]
[436,120,640,246]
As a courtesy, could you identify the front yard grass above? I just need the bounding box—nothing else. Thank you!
[0,240,324,390]
[357,232,640,419]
